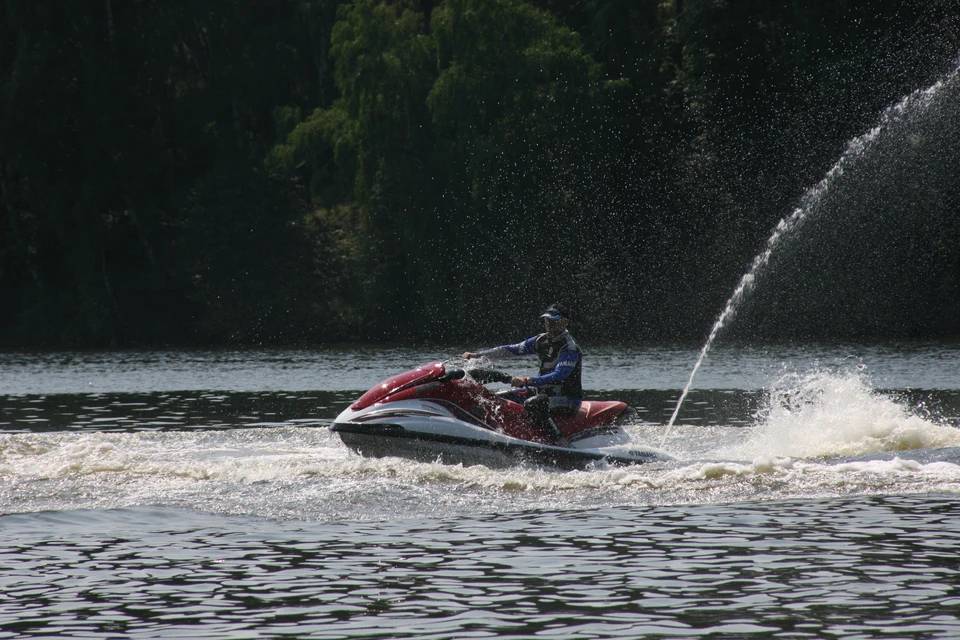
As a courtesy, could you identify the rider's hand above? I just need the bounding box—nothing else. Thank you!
[462,352,478,359]
[511,377,528,388]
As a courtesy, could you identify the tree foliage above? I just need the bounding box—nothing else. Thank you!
[1,0,958,347]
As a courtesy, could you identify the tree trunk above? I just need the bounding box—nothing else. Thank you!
[105,0,116,43]
[0,158,42,289]
[232,88,244,151]
[127,202,170,285]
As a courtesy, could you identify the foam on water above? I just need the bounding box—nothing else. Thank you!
[4,421,960,522]
[725,368,960,461]
[0,427,346,483]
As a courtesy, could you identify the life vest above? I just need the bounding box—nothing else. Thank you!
[534,330,583,399]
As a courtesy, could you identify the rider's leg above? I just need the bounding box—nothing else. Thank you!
[548,396,578,421]
[524,394,566,444]
[547,397,578,446]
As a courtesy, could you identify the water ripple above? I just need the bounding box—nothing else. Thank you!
[1,496,958,638]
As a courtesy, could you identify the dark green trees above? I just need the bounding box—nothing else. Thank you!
[2,0,958,346]
[1,0,340,344]
[272,0,617,340]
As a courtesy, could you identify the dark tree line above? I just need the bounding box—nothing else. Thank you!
[1,0,959,347]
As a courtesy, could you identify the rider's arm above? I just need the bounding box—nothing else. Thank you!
[477,336,537,359]
[526,349,579,387]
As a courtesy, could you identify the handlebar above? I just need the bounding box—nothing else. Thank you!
[465,368,514,385]
[438,367,466,382]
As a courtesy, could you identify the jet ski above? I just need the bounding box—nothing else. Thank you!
[330,361,670,470]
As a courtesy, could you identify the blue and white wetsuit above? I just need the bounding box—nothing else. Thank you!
[478,330,583,413]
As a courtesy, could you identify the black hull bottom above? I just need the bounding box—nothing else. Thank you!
[331,422,664,471]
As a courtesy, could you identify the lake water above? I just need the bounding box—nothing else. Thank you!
[2,343,959,638]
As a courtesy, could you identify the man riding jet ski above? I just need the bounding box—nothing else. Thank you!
[331,304,669,469]
[462,303,581,447]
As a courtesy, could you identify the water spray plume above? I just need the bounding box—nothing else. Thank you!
[660,59,960,448]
